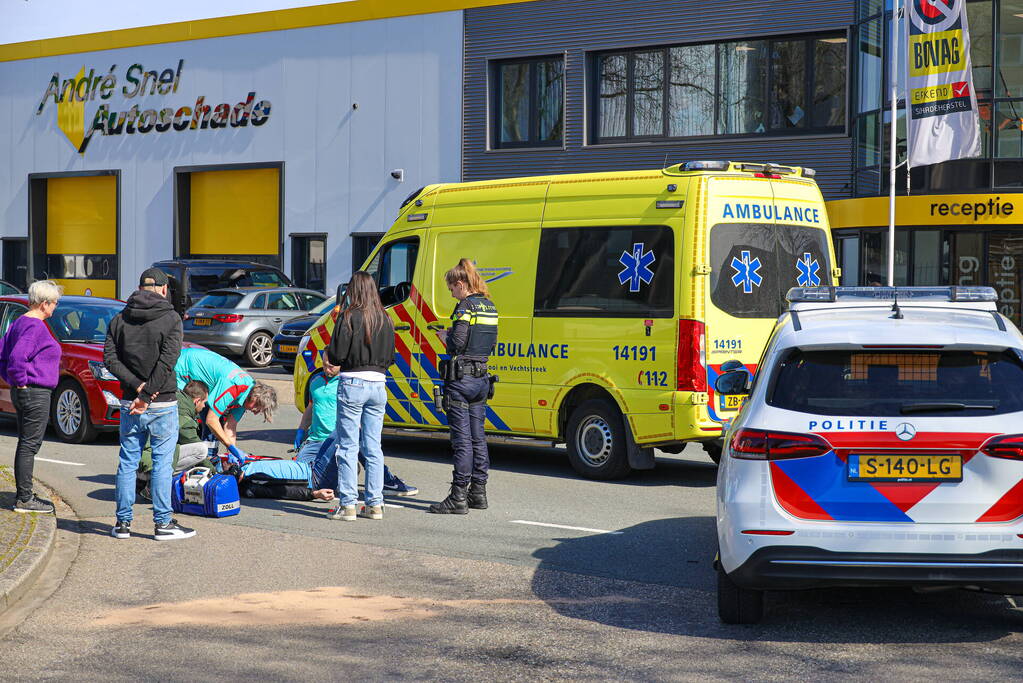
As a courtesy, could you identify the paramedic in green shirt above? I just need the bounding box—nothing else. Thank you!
[138,380,214,499]
[295,351,418,496]
[175,347,278,465]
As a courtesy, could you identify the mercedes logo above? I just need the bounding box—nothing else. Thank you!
[895,423,917,441]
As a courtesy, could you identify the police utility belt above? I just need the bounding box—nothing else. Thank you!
[435,356,499,412]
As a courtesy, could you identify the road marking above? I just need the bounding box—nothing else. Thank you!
[35,457,85,466]
[383,503,405,509]
[510,520,623,535]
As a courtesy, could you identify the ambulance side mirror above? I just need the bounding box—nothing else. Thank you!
[715,368,751,395]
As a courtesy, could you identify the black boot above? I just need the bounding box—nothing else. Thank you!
[428,484,469,514]
[467,481,488,510]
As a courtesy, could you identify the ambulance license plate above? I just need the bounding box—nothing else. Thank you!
[848,454,962,482]
[193,318,211,326]
[721,394,747,411]
[278,344,297,354]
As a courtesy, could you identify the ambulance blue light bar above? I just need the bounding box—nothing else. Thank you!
[679,160,730,171]
[786,286,998,303]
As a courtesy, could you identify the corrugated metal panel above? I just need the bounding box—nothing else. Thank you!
[463,0,856,199]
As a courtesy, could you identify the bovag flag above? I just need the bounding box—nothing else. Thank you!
[906,0,982,166]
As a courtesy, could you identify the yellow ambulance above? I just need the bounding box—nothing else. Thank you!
[294,161,838,479]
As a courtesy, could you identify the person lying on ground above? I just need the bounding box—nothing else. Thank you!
[227,450,335,502]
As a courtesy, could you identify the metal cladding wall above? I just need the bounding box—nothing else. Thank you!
[464,0,856,199]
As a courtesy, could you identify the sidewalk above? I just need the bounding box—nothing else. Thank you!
[0,466,56,614]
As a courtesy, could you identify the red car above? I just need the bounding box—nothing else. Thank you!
[0,295,201,443]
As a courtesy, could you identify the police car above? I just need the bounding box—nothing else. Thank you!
[713,286,1023,624]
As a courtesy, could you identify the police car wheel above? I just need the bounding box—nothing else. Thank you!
[565,399,632,480]
[50,379,97,444]
[717,564,764,625]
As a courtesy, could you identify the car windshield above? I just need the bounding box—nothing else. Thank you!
[768,349,1023,417]
[195,292,244,309]
[48,300,123,343]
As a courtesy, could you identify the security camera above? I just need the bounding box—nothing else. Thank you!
[390,169,404,182]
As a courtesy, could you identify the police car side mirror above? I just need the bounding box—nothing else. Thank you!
[715,370,751,395]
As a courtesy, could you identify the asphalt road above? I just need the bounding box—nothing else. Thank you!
[2,365,1023,680]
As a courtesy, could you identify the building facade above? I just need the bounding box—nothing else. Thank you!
[3,0,1022,326]
[0,2,465,298]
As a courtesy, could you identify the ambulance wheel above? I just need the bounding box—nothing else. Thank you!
[244,332,274,367]
[51,379,97,444]
[703,441,722,465]
[717,564,764,625]
[565,399,632,480]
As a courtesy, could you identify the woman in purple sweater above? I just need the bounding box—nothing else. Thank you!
[0,280,62,513]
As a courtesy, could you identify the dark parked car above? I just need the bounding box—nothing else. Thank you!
[271,295,336,372]
[183,287,327,367]
[152,259,293,315]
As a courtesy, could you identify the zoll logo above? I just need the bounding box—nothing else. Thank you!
[896,423,917,441]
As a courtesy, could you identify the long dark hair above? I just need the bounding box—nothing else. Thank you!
[341,271,387,344]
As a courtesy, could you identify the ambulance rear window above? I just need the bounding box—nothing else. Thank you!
[709,223,830,319]
[768,349,1023,417]
[534,225,674,317]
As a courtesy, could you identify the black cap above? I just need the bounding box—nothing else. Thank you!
[139,268,169,287]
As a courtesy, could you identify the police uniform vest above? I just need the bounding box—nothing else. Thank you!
[451,294,498,361]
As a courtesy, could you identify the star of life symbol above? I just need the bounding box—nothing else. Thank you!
[896,423,917,441]
[730,250,763,294]
[618,242,656,293]
[796,252,821,287]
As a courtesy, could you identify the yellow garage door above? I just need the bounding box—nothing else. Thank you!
[46,175,117,298]
[189,168,280,259]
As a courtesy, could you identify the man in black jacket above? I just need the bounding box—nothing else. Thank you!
[104,268,195,541]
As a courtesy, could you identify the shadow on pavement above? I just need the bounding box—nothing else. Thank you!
[78,474,116,502]
[384,435,717,488]
[531,516,1023,643]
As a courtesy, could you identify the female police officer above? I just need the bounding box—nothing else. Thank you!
[429,258,498,514]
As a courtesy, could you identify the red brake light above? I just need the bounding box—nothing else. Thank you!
[730,428,832,461]
[754,172,782,179]
[981,434,1023,461]
[212,313,244,323]
[677,319,707,392]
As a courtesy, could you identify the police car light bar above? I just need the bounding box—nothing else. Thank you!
[786,286,998,304]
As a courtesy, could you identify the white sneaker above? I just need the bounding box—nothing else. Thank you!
[154,519,197,541]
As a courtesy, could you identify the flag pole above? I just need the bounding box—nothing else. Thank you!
[887,0,901,287]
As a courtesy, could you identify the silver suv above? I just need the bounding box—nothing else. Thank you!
[183,287,327,367]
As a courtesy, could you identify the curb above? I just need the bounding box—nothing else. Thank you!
[0,478,59,616]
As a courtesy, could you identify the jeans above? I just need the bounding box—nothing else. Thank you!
[335,377,386,507]
[12,386,51,502]
[115,402,178,525]
[304,436,399,491]
[446,376,490,487]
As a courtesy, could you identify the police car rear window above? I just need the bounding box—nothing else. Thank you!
[534,226,674,317]
[710,223,831,319]
[768,349,1023,417]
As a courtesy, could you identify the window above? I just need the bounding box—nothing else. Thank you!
[291,234,326,293]
[195,292,244,309]
[493,56,564,148]
[48,300,119,343]
[252,293,268,309]
[594,33,846,141]
[299,292,326,310]
[267,292,300,311]
[0,303,26,337]
[185,266,288,297]
[709,223,832,319]
[365,238,419,307]
[534,226,674,317]
[768,349,1023,417]
[352,233,385,272]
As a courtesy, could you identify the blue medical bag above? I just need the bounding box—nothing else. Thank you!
[171,467,241,518]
